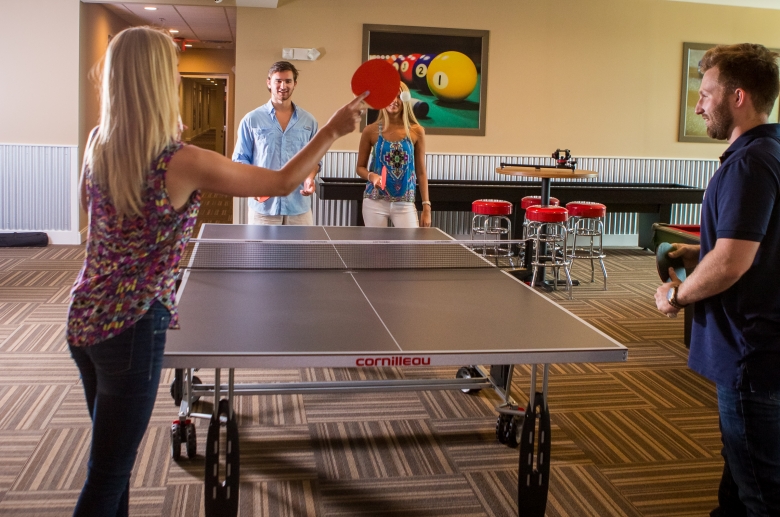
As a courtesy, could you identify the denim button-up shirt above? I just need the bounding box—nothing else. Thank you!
[232,100,319,216]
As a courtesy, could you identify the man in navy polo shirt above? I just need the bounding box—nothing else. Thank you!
[655,43,780,517]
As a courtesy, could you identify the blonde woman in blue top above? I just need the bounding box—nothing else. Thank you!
[356,83,431,227]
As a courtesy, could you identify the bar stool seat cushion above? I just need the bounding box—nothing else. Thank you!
[566,201,606,218]
[521,196,559,210]
[472,199,512,216]
[526,205,568,223]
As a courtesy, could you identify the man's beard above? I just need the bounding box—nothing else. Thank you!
[705,99,734,140]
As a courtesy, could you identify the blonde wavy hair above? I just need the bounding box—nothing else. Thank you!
[378,82,420,138]
[85,26,181,216]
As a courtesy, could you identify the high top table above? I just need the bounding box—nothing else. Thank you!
[495,165,598,287]
[495,165,598,205]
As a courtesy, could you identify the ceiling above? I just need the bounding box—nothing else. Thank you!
[83,0,278,7]
[102,3,237,49]
[667,0,780,9]
[96,0,780,52]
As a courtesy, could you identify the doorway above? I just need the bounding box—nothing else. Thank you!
[180,75,232,234]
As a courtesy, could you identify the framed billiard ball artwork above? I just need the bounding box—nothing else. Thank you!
[678,42,780,143]
[362,24,489,136]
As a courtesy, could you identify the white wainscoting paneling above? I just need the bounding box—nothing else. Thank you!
[1,143,80,244]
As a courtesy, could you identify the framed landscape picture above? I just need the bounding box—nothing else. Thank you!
[679,42,780,142]
[362,24,489,136]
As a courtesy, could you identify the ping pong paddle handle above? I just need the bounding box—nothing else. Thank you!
[380,166,387,190]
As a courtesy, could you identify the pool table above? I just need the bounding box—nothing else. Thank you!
[650,223,701,251]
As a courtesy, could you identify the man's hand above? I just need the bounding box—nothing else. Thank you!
[655,268,683,317]
[300,177,316,196]
[668,243,700,270]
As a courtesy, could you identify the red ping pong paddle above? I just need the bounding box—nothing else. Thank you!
[351,59,400,110]
[380,165,387,190]
[255,196,270,203]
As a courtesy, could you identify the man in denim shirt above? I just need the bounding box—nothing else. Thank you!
[233,61,320,225]
[655,44,780,517]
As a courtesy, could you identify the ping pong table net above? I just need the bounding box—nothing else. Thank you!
[180,239,523,271]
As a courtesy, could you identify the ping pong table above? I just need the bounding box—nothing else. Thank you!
[165,223,627,517]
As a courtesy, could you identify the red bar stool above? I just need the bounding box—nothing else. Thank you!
[471,199,513,259]
[521,196,559,238]
[566,201,607,290]
[525,205,572,298]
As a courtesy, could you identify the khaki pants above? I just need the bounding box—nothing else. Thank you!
[250,210,314,226]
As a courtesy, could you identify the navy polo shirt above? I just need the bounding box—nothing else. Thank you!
[688,123,780,391]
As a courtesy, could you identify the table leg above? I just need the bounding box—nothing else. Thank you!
[684,302,694,348]
[540,179,551,206]
[356,200,365,226]
[638,205,671,249]
[204,369,240,517]
[534,181,552,286]
[517,364,551,517]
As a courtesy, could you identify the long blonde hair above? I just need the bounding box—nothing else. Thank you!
[378,82,420,138]
[85,27,181,216]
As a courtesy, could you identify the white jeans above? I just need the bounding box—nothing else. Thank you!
[250,210,314,226]
[362,198,419,228]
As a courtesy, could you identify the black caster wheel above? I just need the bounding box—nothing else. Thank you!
[504,415,521,448]
[185,422,197,459]
[171,375,203,405]
[496,414,510,444]
[170,422,182,460]
[456,366,482,394]
[171,369,183,406]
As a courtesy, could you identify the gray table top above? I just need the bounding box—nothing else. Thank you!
[164,224,626,368]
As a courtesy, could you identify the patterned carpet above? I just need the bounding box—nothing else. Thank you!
[0,245,722,516]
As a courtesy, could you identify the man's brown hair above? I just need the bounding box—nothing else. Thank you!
[268,61,299,82]
[699,43,780,115]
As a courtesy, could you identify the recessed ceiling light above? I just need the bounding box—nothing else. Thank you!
[169,29,179,33]
[185,44,193,48]
[144,6,157,10]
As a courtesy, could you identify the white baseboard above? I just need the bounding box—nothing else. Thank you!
[602,234,638,247]
[46,231,82,245]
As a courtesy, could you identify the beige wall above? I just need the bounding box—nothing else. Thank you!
[0,0,80,145]
[79,2,131,153]
[78,2,130,230]
[235,0,780,159]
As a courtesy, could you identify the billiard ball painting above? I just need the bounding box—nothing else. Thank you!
[362,24,489,136]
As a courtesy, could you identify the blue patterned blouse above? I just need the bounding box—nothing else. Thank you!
[363,123,416,203]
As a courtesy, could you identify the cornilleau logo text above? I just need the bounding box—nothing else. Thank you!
[356,356,431,367]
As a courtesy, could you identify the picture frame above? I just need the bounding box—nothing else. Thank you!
[679,42,780,143]
[362,24,489,136]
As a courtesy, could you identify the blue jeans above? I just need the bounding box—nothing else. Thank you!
[715,383,780,517]
[69,301,170,517]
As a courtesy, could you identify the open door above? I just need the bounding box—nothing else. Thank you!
[180,75,232,235]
